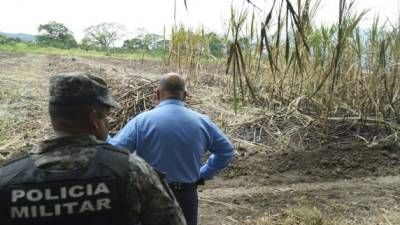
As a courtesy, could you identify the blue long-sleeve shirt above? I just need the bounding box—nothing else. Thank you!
[109,99,234,183]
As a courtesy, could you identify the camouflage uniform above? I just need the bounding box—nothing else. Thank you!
[0,72,186,225]
[28,134,186,225]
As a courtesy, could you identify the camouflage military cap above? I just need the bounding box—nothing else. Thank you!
[49,72,121,108]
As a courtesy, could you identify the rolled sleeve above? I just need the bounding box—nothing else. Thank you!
[200,119,234,180]
[109,117,139,153]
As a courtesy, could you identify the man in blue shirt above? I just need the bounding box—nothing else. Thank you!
[109,73,234,225]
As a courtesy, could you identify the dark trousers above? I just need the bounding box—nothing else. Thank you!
[170,187,198,225]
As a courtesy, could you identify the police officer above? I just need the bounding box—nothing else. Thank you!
[0,72,186,225]
[110,73,234,225]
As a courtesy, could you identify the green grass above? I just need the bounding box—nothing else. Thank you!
[0,42,165,61]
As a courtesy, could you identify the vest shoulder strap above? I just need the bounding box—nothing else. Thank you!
[0,155,33,187]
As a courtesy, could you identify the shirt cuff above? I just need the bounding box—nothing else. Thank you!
[200,164,219,180]
[106,134,112,143]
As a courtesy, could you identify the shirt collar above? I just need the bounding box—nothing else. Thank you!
[158,99,186,107]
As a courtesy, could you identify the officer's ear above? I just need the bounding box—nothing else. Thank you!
[88,108,109,141]
[89,106,109,128]
[182,91,187,101]
[89,109,101,130]
[156,89,161,102]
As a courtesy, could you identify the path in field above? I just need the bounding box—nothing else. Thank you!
[198,175,400,224]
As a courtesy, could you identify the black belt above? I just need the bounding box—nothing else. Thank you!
[168,182,197,192]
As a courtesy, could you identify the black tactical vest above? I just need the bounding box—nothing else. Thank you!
[0,148,130,225]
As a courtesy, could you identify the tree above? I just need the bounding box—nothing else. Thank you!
[83,23,125,50]
[37,21,77,49]
[206,32,224,57]
[0,35,21,45]
[79,37,95,51]
[123,33,164,52]
[144,33,163,50]
[156,39,169,51]
[123,38,145,50]
[0,35,9,45]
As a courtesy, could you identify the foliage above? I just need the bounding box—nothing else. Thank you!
[79,37,94,51]
[221,0,400,128]
[226,7,257,113]
[0,35,22,45]
[123,38,145,50]
[123,33,164,51]
[0,42,164,61]
[3,0,398,126]
[37,21,77,49]
[83,23,125,50]
[206,32,225,57]
[167,25,227,81]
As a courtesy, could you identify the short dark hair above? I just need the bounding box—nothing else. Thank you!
[159,73,186,96]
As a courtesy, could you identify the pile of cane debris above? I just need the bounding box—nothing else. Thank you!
[230,97,400,152]
[107,76,157,133]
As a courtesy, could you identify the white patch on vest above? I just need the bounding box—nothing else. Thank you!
[9,182,114,218]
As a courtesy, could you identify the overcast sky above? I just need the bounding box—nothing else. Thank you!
[0,0,399,40]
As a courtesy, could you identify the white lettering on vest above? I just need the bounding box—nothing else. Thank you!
[79,200,95,213]
[11,190,25,203]
[10,198,112,218]
[26,189,43,202]
[94,183,110,195]
[44,189,59,200]
[69,185,84,198]
[31,205,37,218]
[54,203,61,216]
[97,198,112,210]
[10,206,29,218]
[9,182,114,218]
[87,184,93,196]
[39,205,53,217]
[60,187,67,199]
[63,202,79,214]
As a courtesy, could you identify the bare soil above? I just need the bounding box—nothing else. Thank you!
[0,52,399,225]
